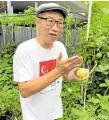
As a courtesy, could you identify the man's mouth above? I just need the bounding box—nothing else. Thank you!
[49,33,57,36]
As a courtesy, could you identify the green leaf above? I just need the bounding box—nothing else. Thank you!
[97,114,109,119]
[96,94,102,100]
[98,64,109,72]
[88,97,100,104]
[72,92,82,99]
[0,68,4,73]
[100,95,109,102]
[101,102,109,111]
[71,85,80,91]
[107,52,109,57]
[60,91,69,97]
[105,79,109,86]
[67,88,73,93]
[99,83,107,87]
[4,54,11,58]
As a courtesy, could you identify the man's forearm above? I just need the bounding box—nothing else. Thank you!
[18,68,62,98]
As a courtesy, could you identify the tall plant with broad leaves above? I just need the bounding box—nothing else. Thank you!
[58,1,109,120]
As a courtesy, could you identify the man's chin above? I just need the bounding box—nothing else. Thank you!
[48,36,58,42]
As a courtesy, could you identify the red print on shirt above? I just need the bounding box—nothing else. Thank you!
[40,59,56,76]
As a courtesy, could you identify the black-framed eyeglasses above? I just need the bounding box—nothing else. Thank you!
[38,16,65,28]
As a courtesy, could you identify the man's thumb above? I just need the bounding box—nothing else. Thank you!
[57,52,62,61]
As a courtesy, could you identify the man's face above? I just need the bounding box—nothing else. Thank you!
[36,11,64,43]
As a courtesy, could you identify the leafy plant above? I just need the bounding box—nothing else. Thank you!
[58,1,109,120]
[0,6,36,27]
[0,41,21,120]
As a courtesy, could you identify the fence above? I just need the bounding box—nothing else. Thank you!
[0,25,36,46]
[0,25,80,54]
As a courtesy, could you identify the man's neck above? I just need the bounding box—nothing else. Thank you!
[35,37,54,50]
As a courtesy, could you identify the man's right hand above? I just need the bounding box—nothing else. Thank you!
[55,52,83,75]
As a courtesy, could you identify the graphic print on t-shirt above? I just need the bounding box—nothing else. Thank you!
[40,59,56,76]
[39,59,57,94]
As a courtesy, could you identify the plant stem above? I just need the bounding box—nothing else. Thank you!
[104,87,109,96]
[84,63,97,80]
[83,63,97,110]
[83,80,88,110]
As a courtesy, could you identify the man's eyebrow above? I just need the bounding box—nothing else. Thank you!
[45,16,64,21]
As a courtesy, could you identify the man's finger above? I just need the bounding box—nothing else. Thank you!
[64,56,79,64]
[65,56,83,64]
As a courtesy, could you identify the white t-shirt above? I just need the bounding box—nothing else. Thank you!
[13,38,68,120]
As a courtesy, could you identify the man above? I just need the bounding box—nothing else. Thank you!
[13,3,83,120]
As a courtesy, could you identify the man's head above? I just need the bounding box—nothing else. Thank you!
[35,3,68,44]
[36,3,68,19]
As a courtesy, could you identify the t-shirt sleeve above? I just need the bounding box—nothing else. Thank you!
[61,43,68,60]
[13,48,34,82]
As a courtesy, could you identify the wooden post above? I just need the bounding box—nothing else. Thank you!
[83,0,93,110]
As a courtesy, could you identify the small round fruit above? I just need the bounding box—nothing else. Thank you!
[76,68,89,79]
[96,52,102,59]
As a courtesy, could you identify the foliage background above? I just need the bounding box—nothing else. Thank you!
[59,1,109,120]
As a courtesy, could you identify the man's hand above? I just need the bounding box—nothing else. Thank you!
[55,52,83,76]
[67,68,90,81]
[66,68,79,81]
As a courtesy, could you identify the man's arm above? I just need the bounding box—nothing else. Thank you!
[17,53,82,98]
[18,68,62,98]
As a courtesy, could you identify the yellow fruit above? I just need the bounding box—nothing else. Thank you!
[76,68,89,79]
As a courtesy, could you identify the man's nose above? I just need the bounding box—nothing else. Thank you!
[51,22,58,31]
